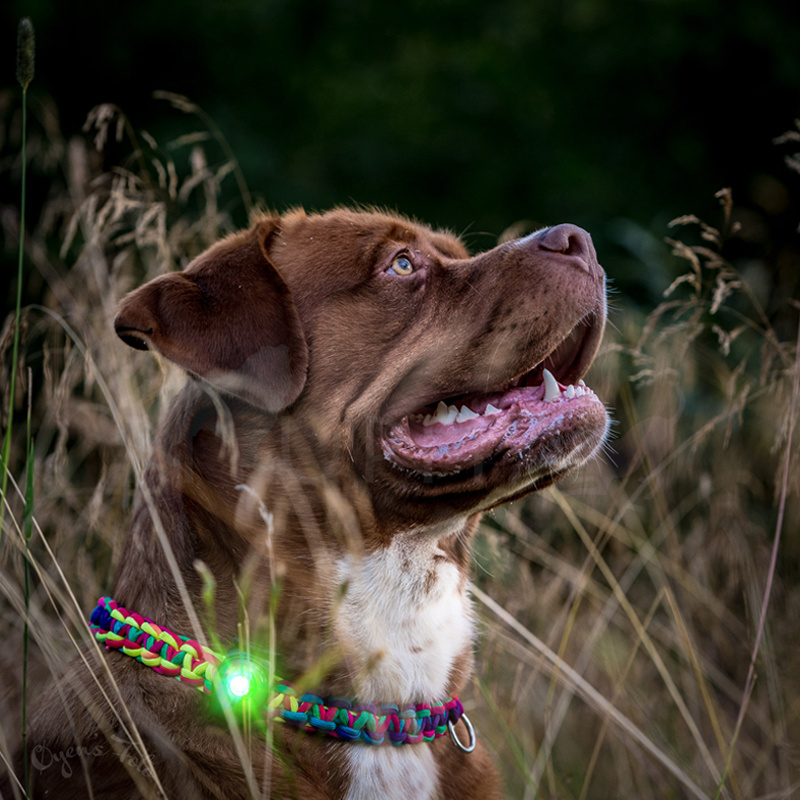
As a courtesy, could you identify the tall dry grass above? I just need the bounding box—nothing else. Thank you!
[1,100,799,799]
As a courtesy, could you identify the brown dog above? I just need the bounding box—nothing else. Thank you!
[10,207,607,799]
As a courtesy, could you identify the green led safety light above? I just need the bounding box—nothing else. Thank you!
[227,673,252,698]
[213,649,270,712]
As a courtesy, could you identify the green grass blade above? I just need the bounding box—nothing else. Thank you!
[2,19,34,547]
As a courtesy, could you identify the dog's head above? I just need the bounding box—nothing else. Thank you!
[115,207,608,525]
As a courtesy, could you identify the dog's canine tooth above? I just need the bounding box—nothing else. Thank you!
[456,405,479,423]
[543,368,561,402]
[484,403,501,416]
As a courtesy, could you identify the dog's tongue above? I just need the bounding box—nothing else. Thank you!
[384,370,603,475]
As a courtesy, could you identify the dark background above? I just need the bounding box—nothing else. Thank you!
[3,0,800,307]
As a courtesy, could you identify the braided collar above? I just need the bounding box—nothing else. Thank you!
[89,597,475,750]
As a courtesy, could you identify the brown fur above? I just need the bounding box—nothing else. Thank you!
[3,207,607,799]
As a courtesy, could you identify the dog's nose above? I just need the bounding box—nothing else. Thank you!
[535,224,597,274]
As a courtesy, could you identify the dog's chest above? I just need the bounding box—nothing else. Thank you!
[333,532,473,799]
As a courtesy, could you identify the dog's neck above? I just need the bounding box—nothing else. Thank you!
[113,386,478,704]
[332,524,475,703]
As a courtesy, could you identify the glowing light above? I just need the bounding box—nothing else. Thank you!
[227,673,251,698]
[213,649,270,714]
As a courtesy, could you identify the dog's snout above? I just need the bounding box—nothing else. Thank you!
[535,224,596,274]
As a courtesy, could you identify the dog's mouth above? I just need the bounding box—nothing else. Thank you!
[381,316,608,481]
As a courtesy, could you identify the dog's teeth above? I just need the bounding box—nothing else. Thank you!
[456,405,479,423]
[424,401,460,426]
[574,386,585,397]
[423,403,449,426]
[578,379,586,387]
[421,397,522,426]
[429,401,449,425]
[543,368,561,402]
[565,384,575,399]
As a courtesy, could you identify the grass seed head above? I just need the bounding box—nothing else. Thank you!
[16,17,35,90]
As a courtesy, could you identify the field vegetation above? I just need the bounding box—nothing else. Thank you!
[1,94,799,798]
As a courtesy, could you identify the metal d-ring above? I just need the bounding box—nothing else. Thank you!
[447,712,476,753]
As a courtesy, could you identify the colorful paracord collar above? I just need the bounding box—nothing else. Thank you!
[89,596,475,751]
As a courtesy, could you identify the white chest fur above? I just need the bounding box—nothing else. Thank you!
[344,746,438,800]
[333,531,474,800]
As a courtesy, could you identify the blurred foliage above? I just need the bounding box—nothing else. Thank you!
[2,0,800,310]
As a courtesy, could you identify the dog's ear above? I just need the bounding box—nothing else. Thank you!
[114,217,308,412]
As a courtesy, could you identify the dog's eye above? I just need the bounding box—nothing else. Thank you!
[387,256,415,276]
